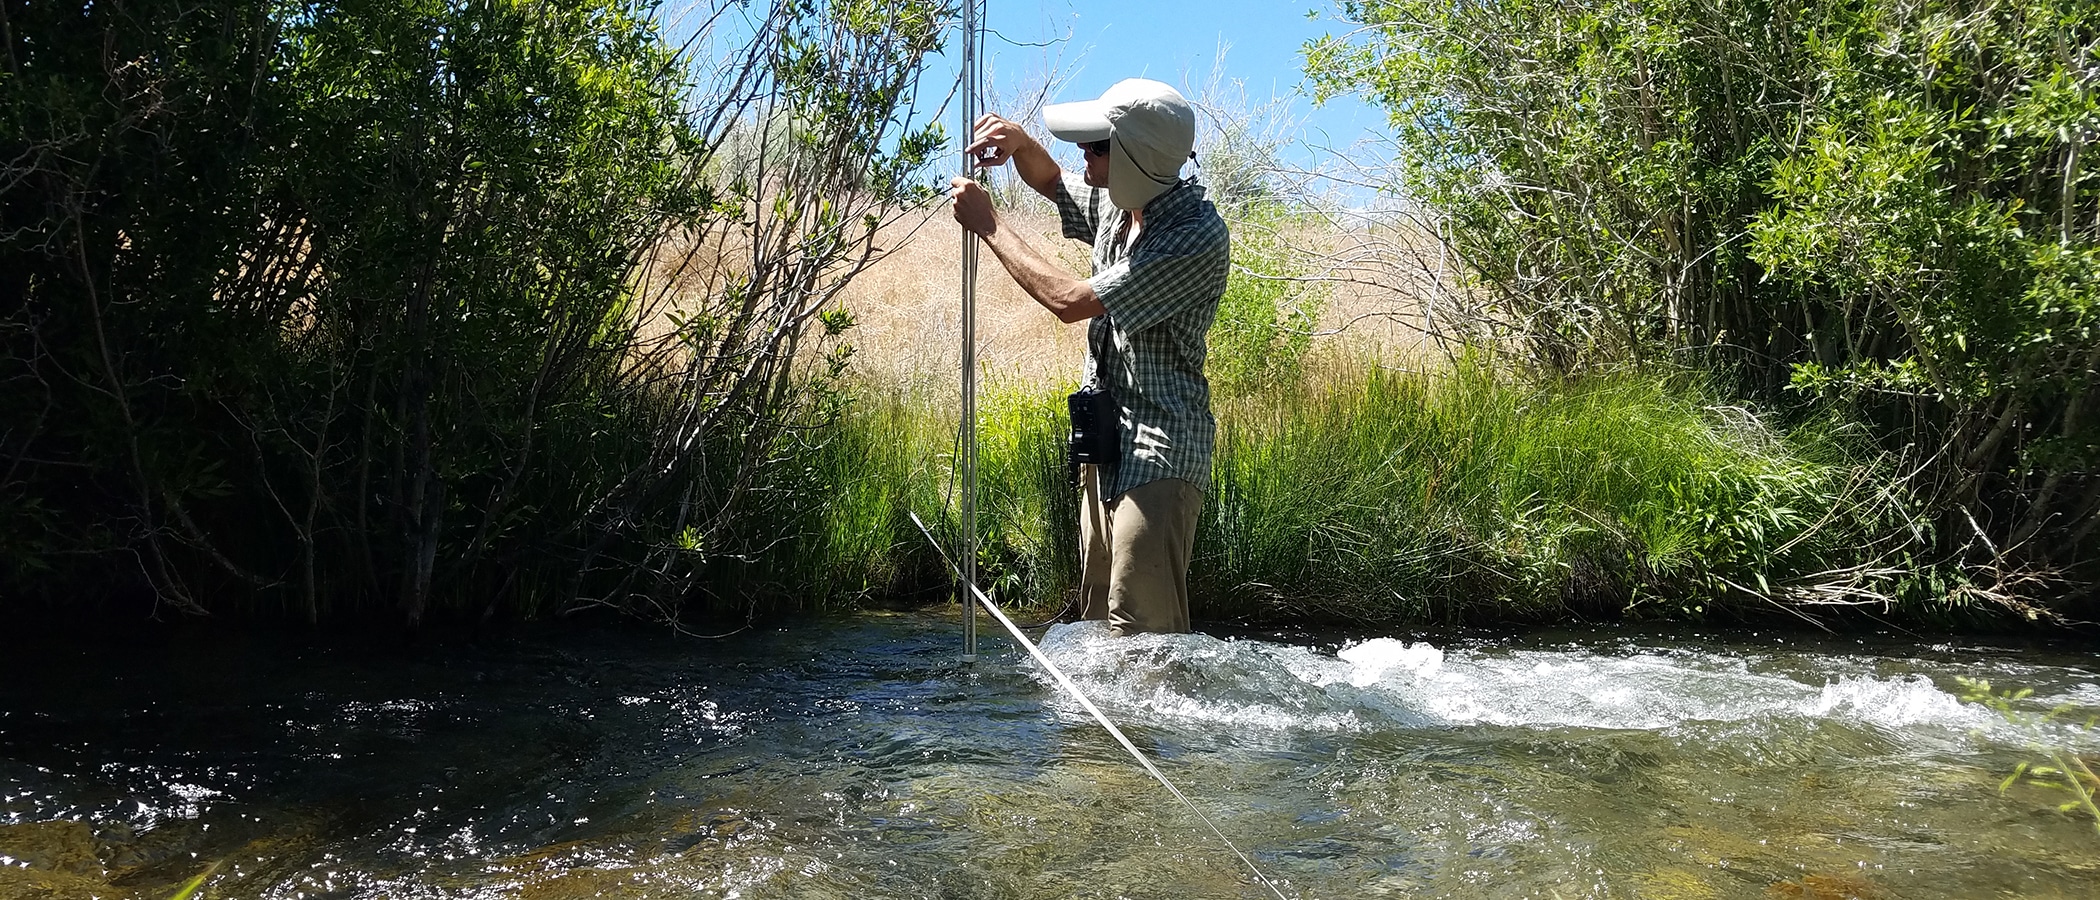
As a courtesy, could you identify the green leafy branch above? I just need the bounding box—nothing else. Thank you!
[1958,677,2100,835]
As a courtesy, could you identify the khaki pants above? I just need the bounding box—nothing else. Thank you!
[1076,467,1204,636]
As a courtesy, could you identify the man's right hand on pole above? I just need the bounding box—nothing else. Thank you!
[966,113,1065,202]
[965,113,1034,168]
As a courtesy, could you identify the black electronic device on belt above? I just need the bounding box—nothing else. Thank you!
[1068,386,1118,465]
[1067,318,1121,486]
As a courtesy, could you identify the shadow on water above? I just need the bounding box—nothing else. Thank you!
[1,612,2096,898]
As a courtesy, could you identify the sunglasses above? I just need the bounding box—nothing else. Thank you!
[1082,139,1111,157]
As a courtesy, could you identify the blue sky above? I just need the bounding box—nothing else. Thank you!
[670,0,1390,190]
[973,0,1388,160]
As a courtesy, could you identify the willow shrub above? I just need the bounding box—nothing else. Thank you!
[0,0,950,625]
[1307,0,2098,612]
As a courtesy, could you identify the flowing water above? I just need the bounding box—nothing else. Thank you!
[1,612,2095,899]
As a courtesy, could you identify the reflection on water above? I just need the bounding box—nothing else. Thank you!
[0,613,2095,899]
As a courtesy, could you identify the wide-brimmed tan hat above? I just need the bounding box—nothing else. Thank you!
[1043,78,1195,210]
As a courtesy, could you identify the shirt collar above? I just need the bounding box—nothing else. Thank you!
[1139,179,1206,223]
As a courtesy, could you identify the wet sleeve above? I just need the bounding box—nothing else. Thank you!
[1054,172,1104,245]
[1086,218,1230,334]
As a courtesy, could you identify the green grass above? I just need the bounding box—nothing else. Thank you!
[744,376,1075,614]
[775,355,1931,628]
[1199,357,1910,624]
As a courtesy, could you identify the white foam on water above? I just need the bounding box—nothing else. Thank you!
[1032,622,2018,738]
[1803,674,1975,729]
[1335,637,1444,686]
[1035,621,1412,732]
[2049,679,2100,710]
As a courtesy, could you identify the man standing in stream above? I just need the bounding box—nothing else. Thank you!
[948,79,1229,636]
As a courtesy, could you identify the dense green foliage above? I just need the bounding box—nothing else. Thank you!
[1306,0,2098,611]
[1,0,950,624]
[1207,205,1325,398]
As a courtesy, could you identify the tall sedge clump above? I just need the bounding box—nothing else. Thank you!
[1194,360,1900,626]
[773,378,1073,614]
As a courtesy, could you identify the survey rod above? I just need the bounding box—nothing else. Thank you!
[958,0,982,661]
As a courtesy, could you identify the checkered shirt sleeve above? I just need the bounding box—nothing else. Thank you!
[1056,172,1106,243]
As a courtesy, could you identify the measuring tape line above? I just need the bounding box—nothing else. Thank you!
[909,512,1292,900]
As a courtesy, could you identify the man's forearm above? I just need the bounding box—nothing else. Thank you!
[980,217,1105,323]
[1011,145,1065,203]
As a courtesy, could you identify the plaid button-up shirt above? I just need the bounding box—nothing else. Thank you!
[1056,172,1230,499]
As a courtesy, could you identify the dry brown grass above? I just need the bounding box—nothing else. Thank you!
[1283,215,1454,366]
[637,194,1451,389]
[828,203,1093,386]
[832,198,1450,385]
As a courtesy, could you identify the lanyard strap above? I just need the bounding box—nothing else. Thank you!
[1085,313,1114,391]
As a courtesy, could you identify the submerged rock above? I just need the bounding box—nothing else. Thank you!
[0,820,127,899]
[0,820,99,876]
[0,866,132,900]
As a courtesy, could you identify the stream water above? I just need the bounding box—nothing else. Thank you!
[1,612,2095,899]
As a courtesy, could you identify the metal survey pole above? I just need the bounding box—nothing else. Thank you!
[958,0,981,662]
